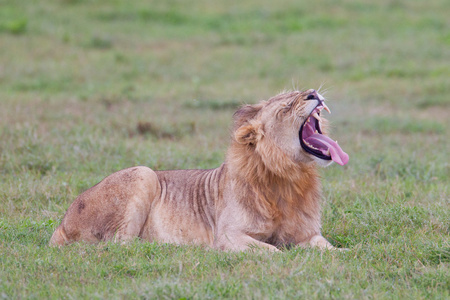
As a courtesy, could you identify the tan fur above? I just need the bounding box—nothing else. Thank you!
[50,90,339,251]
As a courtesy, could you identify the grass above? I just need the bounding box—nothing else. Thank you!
[0,0,449,298]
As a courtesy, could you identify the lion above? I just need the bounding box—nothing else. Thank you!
[50,89,349,251]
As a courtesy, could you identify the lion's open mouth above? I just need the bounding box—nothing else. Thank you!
[299,104,349,166]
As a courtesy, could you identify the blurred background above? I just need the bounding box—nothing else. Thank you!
[0,0,449,298]
[1,0,448,216]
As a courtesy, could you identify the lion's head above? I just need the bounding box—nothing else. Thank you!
[232,89,349,176]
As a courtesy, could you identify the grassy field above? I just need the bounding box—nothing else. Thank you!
[0,0,449,298]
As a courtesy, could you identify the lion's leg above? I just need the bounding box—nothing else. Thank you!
[214,234,280,252]
[49,225,69,246]
[308,235,335,249]
[50,166,160,246]
[300,235,347,251]
[112,194,153,243]
[109,167,162,243]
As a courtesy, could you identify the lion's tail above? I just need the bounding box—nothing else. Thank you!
[49,225,68,247]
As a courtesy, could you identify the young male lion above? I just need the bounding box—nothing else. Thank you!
[50,89,349,251]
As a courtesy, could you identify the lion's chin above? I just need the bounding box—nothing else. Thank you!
[312,156,334,167]
[296,152,334,168]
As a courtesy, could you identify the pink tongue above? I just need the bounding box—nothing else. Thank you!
[305,134,349,166]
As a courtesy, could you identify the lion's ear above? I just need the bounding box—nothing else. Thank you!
[235,122,262,145]
[233,103,264,129]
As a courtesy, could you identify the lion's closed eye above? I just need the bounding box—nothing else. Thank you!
[276,104,291,119]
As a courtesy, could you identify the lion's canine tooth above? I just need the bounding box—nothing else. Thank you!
[312,112,322,122]
[323,103,331,114]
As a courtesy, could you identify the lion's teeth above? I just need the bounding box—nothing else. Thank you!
[312,112,322,122]
[323,103,331,114]
[304,140,319,150]
[315,130,318,134]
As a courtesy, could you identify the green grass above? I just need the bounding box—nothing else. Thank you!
[0,0,449,298]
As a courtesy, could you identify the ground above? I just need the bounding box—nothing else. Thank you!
[0,0,448,298]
